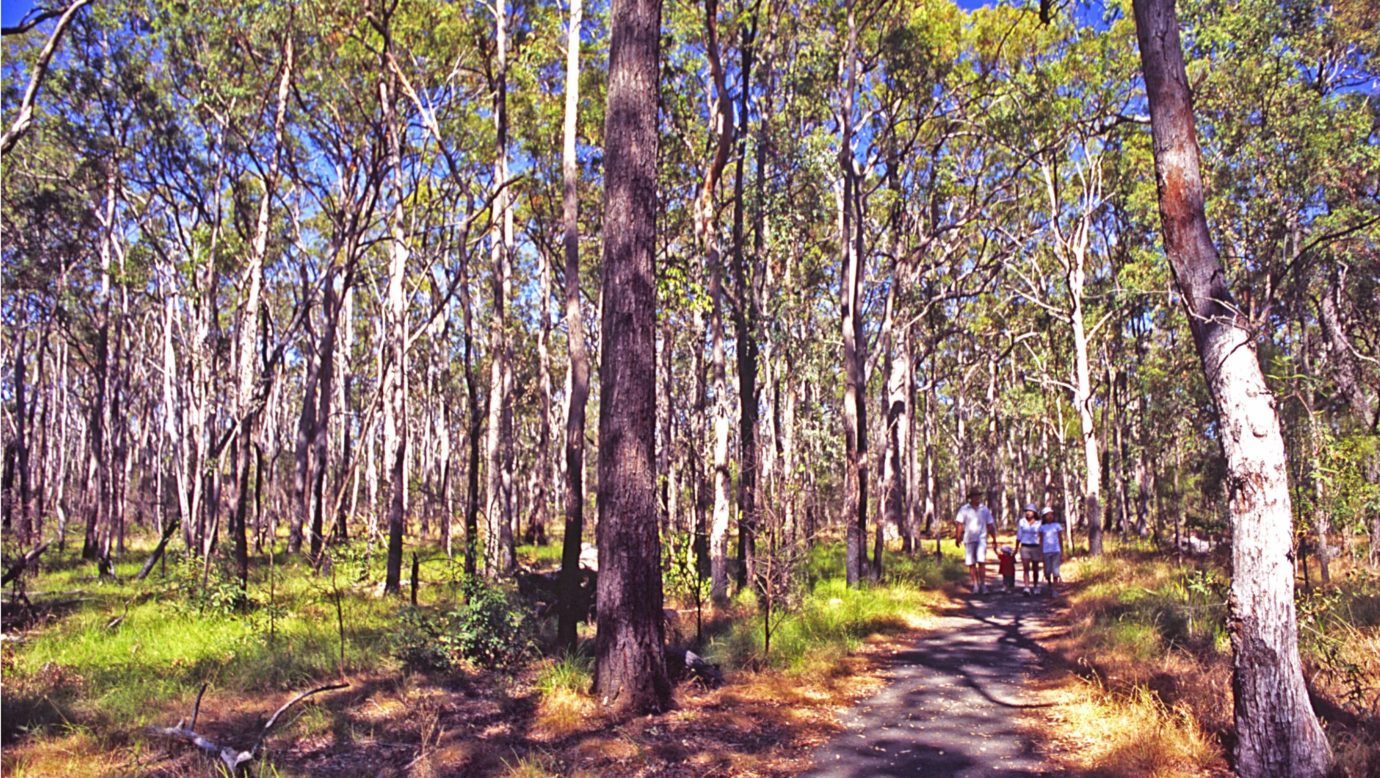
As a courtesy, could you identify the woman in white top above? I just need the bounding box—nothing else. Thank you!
[1038,506,1064,595]
[1016,504,1042,595]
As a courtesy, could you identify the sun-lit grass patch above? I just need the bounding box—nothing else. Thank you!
[1039,546,1380,776]
[1,537,419,745]
[517,541,564,568]
[531,654,596,738]
[0,729,128,778]
[1042,677,1222,777]
[705,570,939,671]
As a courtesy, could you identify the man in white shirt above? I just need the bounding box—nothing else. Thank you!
[954,486,998,593]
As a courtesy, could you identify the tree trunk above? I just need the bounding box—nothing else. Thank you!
[1071,262,1102,555]
[697,0,735,605]
[485,0,515,577]
[882,325,910,558]
[557,0,590,651]
[839,0,868,586]
[311,275,339,559]
[1130,1,1332,772]
[536,244,554,547]
[592,0,672,712]
[731,15,760,592]
[382,59,410,594]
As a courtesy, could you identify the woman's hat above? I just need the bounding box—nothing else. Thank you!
[1024,503,1038,513]
[1041,506,1055,516]
[967,486,983,497]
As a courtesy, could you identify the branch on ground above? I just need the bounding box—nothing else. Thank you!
[147,682,349,774]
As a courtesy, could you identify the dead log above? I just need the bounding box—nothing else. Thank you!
[148,682,348,774]
[2,541,49,586]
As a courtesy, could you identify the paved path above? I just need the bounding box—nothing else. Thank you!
[808,589,1058,777]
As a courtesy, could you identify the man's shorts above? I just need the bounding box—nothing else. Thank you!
[964,537,987,566]
[1043,551,1062,577]
[1020,545,1041,563]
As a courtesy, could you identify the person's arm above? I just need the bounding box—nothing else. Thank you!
[987,517,998,545]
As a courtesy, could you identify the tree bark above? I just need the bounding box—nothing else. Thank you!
[485,0,516,576]
[557,0,590,651]
[731,12,760,592]
[838,0,868,586]
[381,48,410,594]
[592,0,672,712]
[697,0,735,605]
[1131,0,1332,773]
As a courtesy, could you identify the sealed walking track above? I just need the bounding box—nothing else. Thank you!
[808,590,1059,777]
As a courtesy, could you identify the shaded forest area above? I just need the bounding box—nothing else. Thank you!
[3,0,1379,774]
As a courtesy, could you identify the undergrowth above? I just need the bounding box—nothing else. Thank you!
[1046,539,1380,777]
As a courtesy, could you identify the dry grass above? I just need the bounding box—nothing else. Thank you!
[1026,543,1380,778]
[1036,677,1226,777]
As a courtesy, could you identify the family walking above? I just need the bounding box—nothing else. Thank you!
[955,486,1063,596]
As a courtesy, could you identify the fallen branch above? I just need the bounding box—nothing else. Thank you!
[147,682,349,774]
[2,541,50,586]
[135,518,180,580]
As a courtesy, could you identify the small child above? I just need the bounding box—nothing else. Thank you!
[996,546,1017,592]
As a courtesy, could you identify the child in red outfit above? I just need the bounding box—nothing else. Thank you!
[997,546,1017,592]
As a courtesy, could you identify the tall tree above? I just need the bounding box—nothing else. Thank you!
[696,0,735,605]
[1130,0,1332,773]
[485,0,517,577]
[837,0,869,585]
[592,0,672,713]
[556,0,591,652]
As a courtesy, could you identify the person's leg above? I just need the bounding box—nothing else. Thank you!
[975,537,988,591]
[966,540,985,591]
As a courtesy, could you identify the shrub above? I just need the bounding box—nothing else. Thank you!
[162,553,254,615]
[392,577,533,670]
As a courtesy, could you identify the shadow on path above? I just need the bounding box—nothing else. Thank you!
[808,590,1060,777]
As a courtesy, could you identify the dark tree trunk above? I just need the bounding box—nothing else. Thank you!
[462,268,483,578]
[1130,0,1332,773]
[732,15,759,592]
[592,0,672,712]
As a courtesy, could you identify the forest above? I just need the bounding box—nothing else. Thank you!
[2,0,1378,774]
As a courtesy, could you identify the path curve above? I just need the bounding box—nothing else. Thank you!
[807,589,1058,777]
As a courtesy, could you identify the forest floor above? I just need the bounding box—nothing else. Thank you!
[3,535,1378,776]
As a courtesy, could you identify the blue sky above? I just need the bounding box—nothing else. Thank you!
[3,1,39,28]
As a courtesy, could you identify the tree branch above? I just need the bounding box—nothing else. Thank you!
[0,0,93,158]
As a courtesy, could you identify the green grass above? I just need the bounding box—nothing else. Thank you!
[1067,553,1229,656]
[533,654,594,696]
[4,532,967,756]
[1,535,473,740]
[517,541,564,567]
[704,540,959,672]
